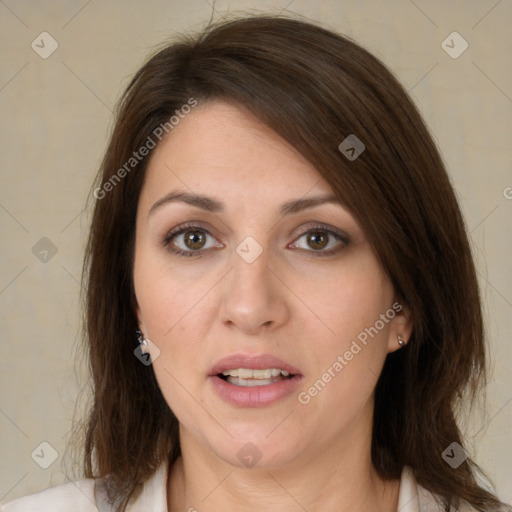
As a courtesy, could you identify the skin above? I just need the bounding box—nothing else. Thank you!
[133,101,413,511]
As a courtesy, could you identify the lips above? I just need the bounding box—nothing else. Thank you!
[209,353,303,407]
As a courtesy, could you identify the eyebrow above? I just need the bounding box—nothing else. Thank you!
[148,189,344,217]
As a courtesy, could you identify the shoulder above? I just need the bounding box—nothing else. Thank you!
[0,461,169,512]
[0,478,97,512]
[417,484,481,512]
[401,465,497,512]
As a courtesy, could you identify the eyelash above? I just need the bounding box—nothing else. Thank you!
[162,222,350,258]
[162,223,220,258]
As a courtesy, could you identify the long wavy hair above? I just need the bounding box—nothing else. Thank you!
[80,14,509,512]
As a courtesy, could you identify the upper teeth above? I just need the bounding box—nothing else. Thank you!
[221,368,290,379]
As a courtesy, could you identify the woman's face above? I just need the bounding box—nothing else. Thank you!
[133,101,410,469]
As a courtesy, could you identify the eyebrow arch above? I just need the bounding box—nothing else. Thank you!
[280,194,344,215]
[149,190,223,216]
[148,189,344,217]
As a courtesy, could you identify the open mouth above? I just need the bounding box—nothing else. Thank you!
[218,368,295,387]
[210,356,302,406]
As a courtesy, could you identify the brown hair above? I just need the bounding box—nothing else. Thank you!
[81,14,509,511]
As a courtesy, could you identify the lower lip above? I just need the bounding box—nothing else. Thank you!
[209,375,303,408]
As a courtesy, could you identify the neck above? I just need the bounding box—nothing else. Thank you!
[167,404,400,511]
[169,460,399,512]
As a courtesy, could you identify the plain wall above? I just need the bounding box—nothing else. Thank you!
[1,0,511,504]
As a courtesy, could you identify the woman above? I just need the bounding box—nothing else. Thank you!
[2,14,509,512]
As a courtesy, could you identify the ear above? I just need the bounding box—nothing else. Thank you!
[386,300,413,354]
[134,310,151,355]
[133,295,144,332]
[134,305,148,341]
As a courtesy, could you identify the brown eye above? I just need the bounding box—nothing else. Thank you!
[184,230,206,250]
[306,231,329,250]
[289,226,348,256]
[163,225,222,256]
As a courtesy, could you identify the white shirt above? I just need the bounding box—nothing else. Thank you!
[0,463,478,511]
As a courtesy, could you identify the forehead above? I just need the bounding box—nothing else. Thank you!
[140,101,333,206]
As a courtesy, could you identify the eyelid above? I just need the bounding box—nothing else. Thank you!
[285,228,347,258]
[290,221,350,245]
[162,221,214,246]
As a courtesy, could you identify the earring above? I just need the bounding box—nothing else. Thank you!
[136,329,148,347]
[397,334,406,347]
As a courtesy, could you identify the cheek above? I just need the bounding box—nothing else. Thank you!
[135,279,214,380]
[133,246,219,340]
[292,251,393,346]
[293,253,393,403]
[132,253,215,410]
[134,268,215,427]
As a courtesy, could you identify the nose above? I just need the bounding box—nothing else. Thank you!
[219,246,290,336]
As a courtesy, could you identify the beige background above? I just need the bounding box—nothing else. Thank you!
[1,0,511,505]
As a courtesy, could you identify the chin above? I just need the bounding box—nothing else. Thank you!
[203,427,307,471]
